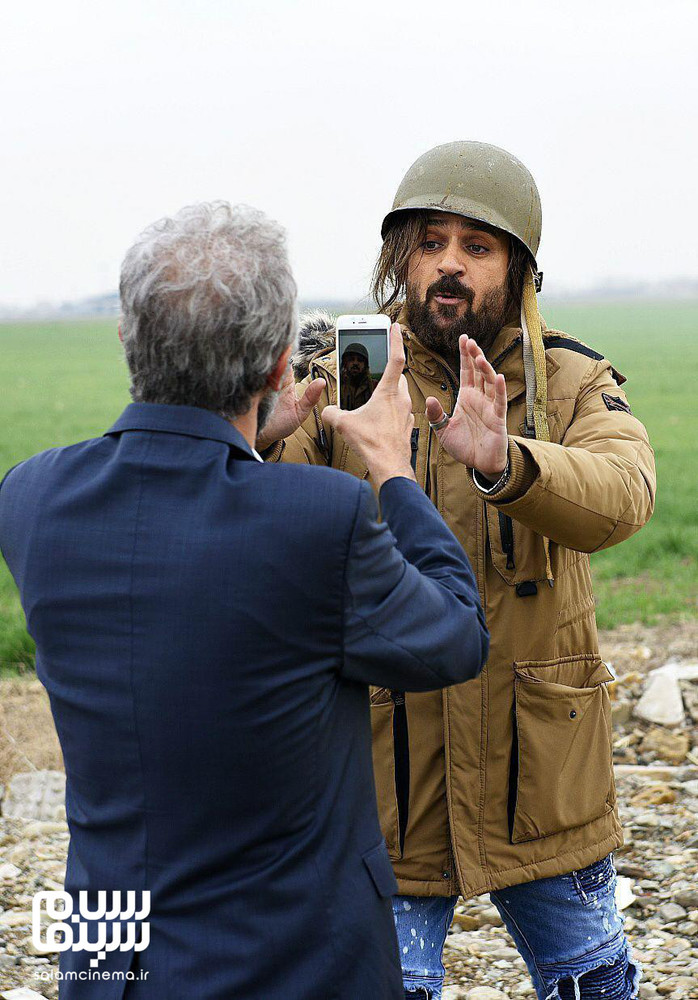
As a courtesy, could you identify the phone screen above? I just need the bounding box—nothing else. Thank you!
[338,329,389,410]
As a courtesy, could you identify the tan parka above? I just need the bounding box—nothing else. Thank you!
[266,313,656,900]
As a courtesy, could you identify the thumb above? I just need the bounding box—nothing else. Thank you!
[381,323,406,388]
[297,377,325,419]
[425,396,445,424]
[321,403,342,432]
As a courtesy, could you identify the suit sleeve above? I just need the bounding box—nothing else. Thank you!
[341,477,489,691]
[468,359,656,553]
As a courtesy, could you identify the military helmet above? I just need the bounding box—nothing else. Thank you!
[381,141,542,266]
[342,342,369,362]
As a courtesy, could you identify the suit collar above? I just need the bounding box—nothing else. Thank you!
[105,403,257,459]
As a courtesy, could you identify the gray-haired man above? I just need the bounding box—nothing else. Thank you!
[1,201,488,999]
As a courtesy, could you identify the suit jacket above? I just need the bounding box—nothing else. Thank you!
[0,402,488,1000]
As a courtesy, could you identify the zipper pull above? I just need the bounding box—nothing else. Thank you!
[410,428,419,472]
[498,512,516,571]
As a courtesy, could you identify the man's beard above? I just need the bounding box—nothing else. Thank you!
[257,386,280,435]
[405,275,511,369]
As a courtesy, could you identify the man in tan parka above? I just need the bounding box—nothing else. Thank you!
[257,142,654,1000]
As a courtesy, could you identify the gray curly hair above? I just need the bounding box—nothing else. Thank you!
[119,201,298,419]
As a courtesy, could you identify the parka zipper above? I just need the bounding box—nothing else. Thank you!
[390,690,410,856]
[411,427,435,497]
[310,361,331,463]
[495,511,540,597]
[410,428,419,472]
[439,363,458,405]
[498,512,515,570]
[507,705,520,841]
[424,427,432,497]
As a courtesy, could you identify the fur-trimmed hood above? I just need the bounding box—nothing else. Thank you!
[292,311,336,380]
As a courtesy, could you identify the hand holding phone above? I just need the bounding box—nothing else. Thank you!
[336,314,391,411]
[323,322,415,490]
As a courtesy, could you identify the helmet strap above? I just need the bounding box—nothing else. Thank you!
[520,266,550,442]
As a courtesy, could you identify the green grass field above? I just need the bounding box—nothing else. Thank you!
[0,303,696,671]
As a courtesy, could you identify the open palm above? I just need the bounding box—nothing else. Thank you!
[256,365,325,452]
[426,335,509,478]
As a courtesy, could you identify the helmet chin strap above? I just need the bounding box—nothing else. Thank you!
[520,265,550,442]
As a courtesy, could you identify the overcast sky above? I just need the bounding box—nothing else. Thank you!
[1,0,696,308]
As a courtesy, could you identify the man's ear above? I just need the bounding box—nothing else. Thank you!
[268,345,293,392]
[117,323,123,344]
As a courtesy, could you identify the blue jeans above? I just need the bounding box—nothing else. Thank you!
[393,855,641,1000]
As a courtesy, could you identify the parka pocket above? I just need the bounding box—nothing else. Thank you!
[510,655,615,845]
[485,505,547,589]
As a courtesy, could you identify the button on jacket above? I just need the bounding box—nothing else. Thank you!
[0,402,487,1000]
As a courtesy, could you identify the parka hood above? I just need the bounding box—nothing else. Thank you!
[292,311,336,380]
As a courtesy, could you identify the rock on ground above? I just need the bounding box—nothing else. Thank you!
[634,667,685,727]
[2,773,65,823]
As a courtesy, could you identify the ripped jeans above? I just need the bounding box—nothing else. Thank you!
[394,855,641,1000]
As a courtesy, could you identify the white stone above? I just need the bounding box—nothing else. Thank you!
[0,863,22,880]
[0,910,33,928]
[616,876,637,910]
[2,770,66,822]
[442,988,469,1000]
[672,662,698,681]
[2,990,48,999]
[634,668,684,727]
[22,820,68,838]
[465,989,511,1000]
[22,934,60,956]
[476,904,504,927]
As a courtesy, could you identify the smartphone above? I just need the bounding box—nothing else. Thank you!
[336,314,391,411]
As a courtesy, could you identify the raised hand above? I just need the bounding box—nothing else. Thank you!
[322,324,415,489]
[425,335,508,479]
[255,366,326,452]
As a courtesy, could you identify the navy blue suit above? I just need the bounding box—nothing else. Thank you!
[0,403,488,999]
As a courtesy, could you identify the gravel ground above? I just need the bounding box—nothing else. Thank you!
[1,623,696,999]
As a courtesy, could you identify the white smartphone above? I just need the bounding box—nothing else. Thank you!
[336,314,391,411]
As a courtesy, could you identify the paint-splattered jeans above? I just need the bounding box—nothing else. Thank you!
[394,854,641,1000]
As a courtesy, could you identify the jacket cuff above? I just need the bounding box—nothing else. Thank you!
[261,439,285,463]
[467,439,537,504]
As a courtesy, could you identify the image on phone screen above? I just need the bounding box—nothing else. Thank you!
[338,330,389,410]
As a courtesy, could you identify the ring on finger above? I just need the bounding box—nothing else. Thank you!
[429,414,450,431]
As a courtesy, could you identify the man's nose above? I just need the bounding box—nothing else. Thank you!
[437,242,466,278]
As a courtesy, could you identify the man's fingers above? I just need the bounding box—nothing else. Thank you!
[397,373,411,402]
[494,373,508,419]
[475,353,496,383]
[382,323,406,384]
[320,403,341,432]
[425,396,445,424]
[459,335,474,389]
[462,336,479,390]
[475,355,496,398]
[297,377,325,418]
